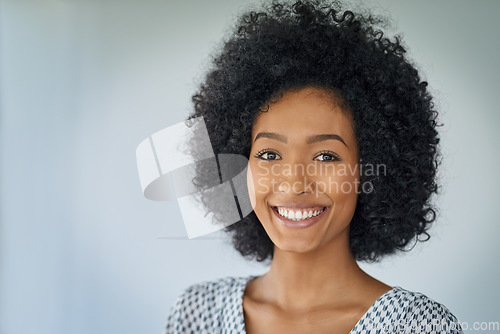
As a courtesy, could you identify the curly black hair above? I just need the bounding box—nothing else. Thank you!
[187,0,440,262]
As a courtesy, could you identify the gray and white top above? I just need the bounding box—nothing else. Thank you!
[166,276,462,333]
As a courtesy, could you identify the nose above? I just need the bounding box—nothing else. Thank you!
[276,161,315,195]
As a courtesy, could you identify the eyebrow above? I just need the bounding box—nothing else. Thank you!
[253,132,348,147]
[253,132,287,143]
[306,134,347,147]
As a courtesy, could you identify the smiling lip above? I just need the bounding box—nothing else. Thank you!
[271,205,329,229]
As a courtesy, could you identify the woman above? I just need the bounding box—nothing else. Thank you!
[167,1,462,333]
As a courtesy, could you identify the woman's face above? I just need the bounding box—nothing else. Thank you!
[247,87,360,254]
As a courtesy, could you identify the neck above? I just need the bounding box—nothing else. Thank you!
[259,237,371,310]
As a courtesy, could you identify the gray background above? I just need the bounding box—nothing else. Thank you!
[1,0,499,333]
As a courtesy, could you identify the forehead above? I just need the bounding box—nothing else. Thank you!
[251,87,354,139]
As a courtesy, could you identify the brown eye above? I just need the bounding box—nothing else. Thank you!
[254,150,282,160]
[314,151,341,162]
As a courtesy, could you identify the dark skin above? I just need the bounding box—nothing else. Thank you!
[244,87,392,333]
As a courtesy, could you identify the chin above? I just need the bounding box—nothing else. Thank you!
[269,232,325,254]
[265,219,351,257]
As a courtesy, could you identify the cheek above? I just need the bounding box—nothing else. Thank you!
[320,170,359,228]
[247,161,273,209]
[247,164,257,210]
[317,165,360,201]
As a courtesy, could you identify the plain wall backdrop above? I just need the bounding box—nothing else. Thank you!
[1,0,499,333]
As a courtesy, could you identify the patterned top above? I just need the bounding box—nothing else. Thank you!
[166,276,463,333]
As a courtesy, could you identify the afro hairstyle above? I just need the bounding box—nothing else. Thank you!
[186,0,441,262]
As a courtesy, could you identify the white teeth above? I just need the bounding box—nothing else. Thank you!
[276,207,325,221]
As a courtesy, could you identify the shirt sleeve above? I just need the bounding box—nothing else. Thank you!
[164,283,212,334]
[402,294,463,334]
[165,291,187,334]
